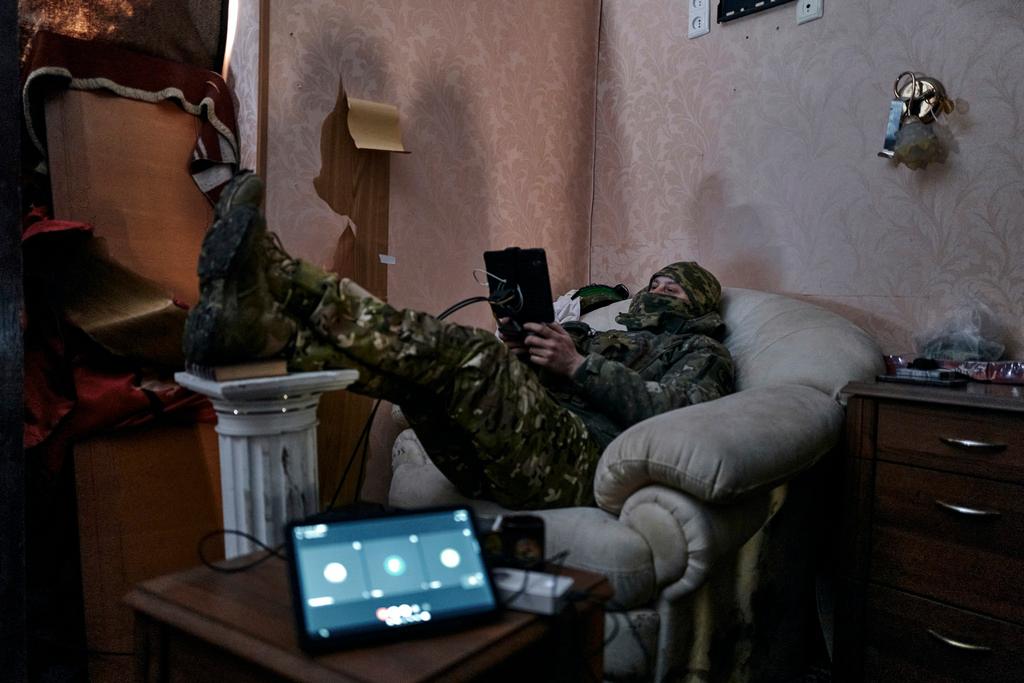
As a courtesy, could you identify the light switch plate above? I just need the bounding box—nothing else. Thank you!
[796,0,823,24]
[688,0,710,39]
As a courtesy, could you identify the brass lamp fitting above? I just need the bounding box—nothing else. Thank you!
[885,72,959,169]
[894,72,955,125]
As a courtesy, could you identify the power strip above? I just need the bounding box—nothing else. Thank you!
[492,568,574,615]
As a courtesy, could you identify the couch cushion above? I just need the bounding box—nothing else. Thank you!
[720,288,883,397]
[595,384,844,509]
[583,288,882,399]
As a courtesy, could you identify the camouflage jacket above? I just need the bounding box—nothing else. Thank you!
[549,317,734,451]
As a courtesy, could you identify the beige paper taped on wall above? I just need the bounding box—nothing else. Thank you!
[347,97,409,153]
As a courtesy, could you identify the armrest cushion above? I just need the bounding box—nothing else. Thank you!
[594,384,843,513]
[618,485,773,601]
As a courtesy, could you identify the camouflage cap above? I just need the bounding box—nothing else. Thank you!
[615,261,723,332]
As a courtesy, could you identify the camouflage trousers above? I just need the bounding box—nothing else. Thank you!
[286,273,602,510]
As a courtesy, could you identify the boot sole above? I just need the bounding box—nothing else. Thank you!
[185,205,264,365]
[197,206,262,281]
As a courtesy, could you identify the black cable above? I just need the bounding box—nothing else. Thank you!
[553,605,637,679]
[545,549,571,604]
[326,397,380,511]
[351,398,382,504]
[437,295,492,320]
[622,607,655,677]
[197,529,287,573]
[496,549,571,609]
[602,611,621,648]
[437,285,521,321]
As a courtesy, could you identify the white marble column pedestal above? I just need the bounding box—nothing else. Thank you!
[175,370,359,558]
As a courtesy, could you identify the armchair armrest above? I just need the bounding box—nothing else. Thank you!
[618,485,773,601]
[594,384,843,513]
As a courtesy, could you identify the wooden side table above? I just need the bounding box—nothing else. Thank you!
[127,556,611,682]
[834,380,1024,682]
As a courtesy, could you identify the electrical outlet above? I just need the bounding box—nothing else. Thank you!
[797,0,823,24]
[688,0,710,39]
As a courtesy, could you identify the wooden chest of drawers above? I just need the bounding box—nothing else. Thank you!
[834,381,1024,682]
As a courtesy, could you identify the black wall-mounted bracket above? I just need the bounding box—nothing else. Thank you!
[717,0,796,23]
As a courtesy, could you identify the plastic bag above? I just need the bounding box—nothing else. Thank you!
[914,303,1005,362]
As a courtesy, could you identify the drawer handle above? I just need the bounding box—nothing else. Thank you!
[934,499,1002,517]
[927,628,993,652]
[939,437,1008,453]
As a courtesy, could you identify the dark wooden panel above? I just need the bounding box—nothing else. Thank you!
[0,0,25,677]
[864,584,1024,683]
[311,86,391,509]
[871,462,1024,624]
[311,85,390,300]
[75,423,222,655]
[877,402,1024,482]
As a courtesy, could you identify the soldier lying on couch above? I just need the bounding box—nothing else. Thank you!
[184,171,733,509]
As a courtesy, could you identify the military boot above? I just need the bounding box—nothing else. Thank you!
[183,171,297,367]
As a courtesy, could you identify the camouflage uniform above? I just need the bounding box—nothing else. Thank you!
[186,173,732,509]
[276,258,734,510]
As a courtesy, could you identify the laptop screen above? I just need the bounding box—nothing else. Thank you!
[286,507,499,651]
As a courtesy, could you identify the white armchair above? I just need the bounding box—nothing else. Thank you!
[388,288,882,682]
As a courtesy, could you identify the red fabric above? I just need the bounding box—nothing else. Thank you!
[18,31,232,467]
[22,30,239,203]
[23,216,93,239]
[22,217,214,471]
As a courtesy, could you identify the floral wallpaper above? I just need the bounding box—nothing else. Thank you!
[233,0,1024,355]
[593,0,1024,356]
[225,0,260,171]
[259,0,600,330]
[223,0,1024,505]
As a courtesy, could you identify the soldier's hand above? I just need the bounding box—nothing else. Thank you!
[497,317,528,357]
[523,322,585,376]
